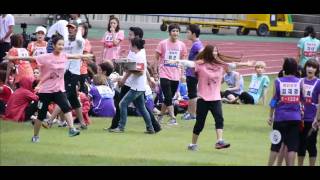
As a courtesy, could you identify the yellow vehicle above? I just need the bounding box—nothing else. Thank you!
[160,14,294,37]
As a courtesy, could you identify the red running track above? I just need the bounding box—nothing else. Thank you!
[89,38,298,76]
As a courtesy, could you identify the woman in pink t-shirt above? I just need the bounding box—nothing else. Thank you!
[155,23,187,126]
[4,35,93,143]
[6,34,34,89]
[168,45,247,151]
[101,15,125,72]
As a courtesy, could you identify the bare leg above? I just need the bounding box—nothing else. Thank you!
[33,119,42,136]
[286,151,296,166]
[48,106,61,121]
[268,151,278,166]
[298,156,305,166]
[160,103,167,116]
[227,94,237,103]
[309,157,316,166]
[276,143,286,166]
[64,112,74,128]
[167,105,175,119]
[187,98,197,117]
[216,129,223,141]
[192,133,199,144]
[75,107,85,126]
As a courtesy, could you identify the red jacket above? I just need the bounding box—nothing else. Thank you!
[4,77,38,122]
[80,92,91,125]
[0,84,13,103]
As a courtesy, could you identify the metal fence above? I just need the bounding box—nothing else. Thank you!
[12,14,246,23]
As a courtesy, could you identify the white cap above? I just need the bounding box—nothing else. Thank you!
[35,26,47,34]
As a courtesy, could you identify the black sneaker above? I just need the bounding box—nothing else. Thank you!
[109,127,124,133]
[215,140,230,149]
[144,129,155,134]
[78,124,88,130]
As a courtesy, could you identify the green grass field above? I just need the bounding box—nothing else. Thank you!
[1,75,319,165]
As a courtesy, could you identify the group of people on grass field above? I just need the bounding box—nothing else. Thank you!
[1,14,320,166]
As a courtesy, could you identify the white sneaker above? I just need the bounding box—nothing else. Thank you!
[167,119,178,125]
[157,115,164,124]
[187,144,198,151]
[31,136,40,143]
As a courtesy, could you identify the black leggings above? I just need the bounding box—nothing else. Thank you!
[239,91,255,104]
[193,99,224,135]
[298,121,318,157]
[37,92,72,121]
[109,85,161,132]
[160,78,179,106]
[79,74,89,94]
[64,70,81,109]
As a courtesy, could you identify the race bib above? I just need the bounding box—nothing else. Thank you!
[164,41,181,68]
[303,42,317,57]
[33,46,47,56]
[17,48,29,57]
[105,34,113,42]
[164,50,180,67]
[96,85,114,99]
[248,79,261,94]
[303,83,315,104]
[279,81,300,103]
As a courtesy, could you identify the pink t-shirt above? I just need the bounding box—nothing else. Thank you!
[156,39,187,81]
[101,30,125,64]
[8,48,34,84]
[35,53,67,93]
[195,61,226,101]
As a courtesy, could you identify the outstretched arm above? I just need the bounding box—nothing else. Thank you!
[66,53,94,60]
[2,52,34,61]
[166,59,195,68]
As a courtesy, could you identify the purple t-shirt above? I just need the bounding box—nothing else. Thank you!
[302,78,320,121]
[274,76,303,122]
[88,85,116,117]
[186,39,203,77]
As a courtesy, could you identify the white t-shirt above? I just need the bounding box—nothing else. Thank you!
[145,84,152,96]
[125,49,146,88]
[63,29,85,75]
[125,49,147,91]
[0,14,15,43]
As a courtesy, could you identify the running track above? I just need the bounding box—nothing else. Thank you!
[89,38,298,76]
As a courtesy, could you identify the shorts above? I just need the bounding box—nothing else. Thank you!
[271,121,300,152]
[64,70,81,109]
[37,92,72,121]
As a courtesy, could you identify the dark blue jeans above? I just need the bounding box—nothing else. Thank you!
[118,89,153,130]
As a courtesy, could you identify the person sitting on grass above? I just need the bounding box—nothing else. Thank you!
[238,61,270,105]
[89,74,116,117]
[221,63,245,104]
